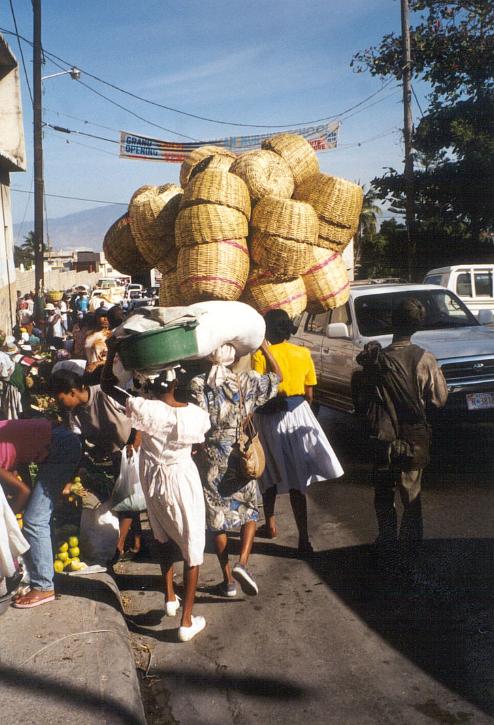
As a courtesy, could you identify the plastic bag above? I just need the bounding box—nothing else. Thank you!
[111,449,147,513]
[79,502,119,565]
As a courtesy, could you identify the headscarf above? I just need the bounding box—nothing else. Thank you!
[206,343,236,388]
[0,351,15,381]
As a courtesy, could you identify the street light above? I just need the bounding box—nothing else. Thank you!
[42,67,81,82]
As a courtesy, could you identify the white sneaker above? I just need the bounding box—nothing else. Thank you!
[178,615,206,642]
[165,595,181,617]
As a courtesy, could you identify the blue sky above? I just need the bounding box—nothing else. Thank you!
[1,0,427,240]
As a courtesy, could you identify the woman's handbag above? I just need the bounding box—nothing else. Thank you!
[236,375,266,480]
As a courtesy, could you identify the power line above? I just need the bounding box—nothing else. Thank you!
[7,1,33,104]
[45,130,119,157]
[43,106,121,134]
[43,121,119,145]
[0,25,397,130]
[411,84,425,117]
[11,187,127,206]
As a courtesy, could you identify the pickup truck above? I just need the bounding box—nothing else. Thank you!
[292,281,494,419]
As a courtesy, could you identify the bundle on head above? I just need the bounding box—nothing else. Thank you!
[177,239,250,303]
[230,150,294,203]
[180,169,251,220]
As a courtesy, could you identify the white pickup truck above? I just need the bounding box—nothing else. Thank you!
[292,281,494,419]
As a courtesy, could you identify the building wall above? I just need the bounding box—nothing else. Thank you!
[15,268,102,296]
[0,170,17,334]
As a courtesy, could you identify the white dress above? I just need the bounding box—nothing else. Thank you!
[126,397,210,566]
[255,401,344,495]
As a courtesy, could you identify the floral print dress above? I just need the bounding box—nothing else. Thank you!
[188,370,278,532]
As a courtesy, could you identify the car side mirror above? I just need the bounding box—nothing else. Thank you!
[326,322,350,339]
[478,309,493,325]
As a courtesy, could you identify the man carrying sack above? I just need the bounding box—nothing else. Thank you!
[353,297,448,575]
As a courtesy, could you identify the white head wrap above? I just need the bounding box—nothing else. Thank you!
[206,343,236,388]
[0,351,15,381]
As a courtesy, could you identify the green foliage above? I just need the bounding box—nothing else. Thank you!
[352,1,494,273]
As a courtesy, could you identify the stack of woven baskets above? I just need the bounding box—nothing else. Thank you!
[103,132,364,317]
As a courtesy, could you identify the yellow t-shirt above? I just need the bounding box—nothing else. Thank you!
[251,341,317,397]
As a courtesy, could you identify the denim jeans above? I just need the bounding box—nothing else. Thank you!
[23,426,81,590]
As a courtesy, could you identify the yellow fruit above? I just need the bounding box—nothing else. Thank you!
[69,546,80,558]
[67,496,75,503]
[68,536,79,548]
[79,562,88,569]
[57,551,69,562]
[54,560,64,573]
[70,556,80,564]
[58,542,69,553]
[73,477,81,484]
[63,559,73,570]
[70,560,84,571]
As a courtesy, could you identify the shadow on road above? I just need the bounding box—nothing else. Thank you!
[310,537,494,717]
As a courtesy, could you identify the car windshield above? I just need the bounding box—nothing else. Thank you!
[354,289,478,337]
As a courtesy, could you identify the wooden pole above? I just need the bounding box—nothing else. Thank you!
[33,0,44,319]
[401,0,415,280]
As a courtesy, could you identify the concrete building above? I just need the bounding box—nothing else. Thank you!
[0,34,26,334]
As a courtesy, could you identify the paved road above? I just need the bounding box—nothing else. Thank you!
[117,409,494,724]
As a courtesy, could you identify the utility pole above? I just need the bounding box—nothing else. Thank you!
[33,0,44,320]
[401,0,415,280]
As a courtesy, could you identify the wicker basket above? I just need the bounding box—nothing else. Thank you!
[317,219,355,252]
[46,290,63,303]
[181,170,251,219]
[175,203,248,247]
[302,247,350,310]
[177,238,250,303]
[294,173,363,226]
[103,214,151,277]
[180,146,237,187]
[251,196,318,244]
[249,230,311,280]
[129,184,183,268]
[159,270,183,307]
[242,266,307,317]
[156,248,178,276]
[261,133,319,186]
[230,150,294,203]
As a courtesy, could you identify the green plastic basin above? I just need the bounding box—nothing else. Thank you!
[118,321,199,371]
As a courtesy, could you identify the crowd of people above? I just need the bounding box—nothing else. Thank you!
[0,286,447,642]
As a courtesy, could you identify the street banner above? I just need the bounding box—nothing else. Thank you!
[119,121,340,162]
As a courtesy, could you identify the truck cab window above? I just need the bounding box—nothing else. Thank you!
[456,272,472,297]
[329,303,351,326]
[474,271,493,297]
[305,311,329,335]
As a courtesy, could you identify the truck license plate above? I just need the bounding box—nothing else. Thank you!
[466,392,494,410]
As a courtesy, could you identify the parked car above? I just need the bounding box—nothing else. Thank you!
[292,281,494,419]
[423,264,494,321]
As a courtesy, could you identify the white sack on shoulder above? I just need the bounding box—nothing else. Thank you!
[189,301,265,358]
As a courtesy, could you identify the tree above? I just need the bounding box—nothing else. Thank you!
[352,1,494,273]
[15,230,48,269]
[354,187,381,267]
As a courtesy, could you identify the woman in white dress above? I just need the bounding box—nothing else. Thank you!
[102,340,210,642]
[252,310,344,556]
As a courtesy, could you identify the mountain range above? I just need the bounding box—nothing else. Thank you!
[14,204,124,251]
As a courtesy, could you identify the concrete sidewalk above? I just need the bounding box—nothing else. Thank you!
[0,573,145,725]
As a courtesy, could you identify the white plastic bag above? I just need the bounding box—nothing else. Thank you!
[79,502,119,565]
[111,449,147,513]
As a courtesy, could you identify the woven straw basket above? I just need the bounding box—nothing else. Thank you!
[177,238,250,303]
[103,214,151,276]
[251,196,318,244]
[262,133,319,186]
[302,247,350,310]
[156,248,178,276]
[242,266,307,318]
[129,184,183,268]
[294,173,363,251]
[46,290,64,303]
[159,270,183,307]
[250,230,311,280]
[181,169,251,220]
[175,204,248,247]
[230,150,294,203]
[180,146,237,188]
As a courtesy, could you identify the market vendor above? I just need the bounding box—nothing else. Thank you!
[0,417,81,608]
[48,369,142,559]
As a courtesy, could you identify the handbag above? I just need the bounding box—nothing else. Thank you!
[236,375,266,480]
[111,448,147,512]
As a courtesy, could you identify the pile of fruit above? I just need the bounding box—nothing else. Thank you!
[53,535,88,574]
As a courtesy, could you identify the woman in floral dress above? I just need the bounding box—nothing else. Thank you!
[189,342,281,597]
